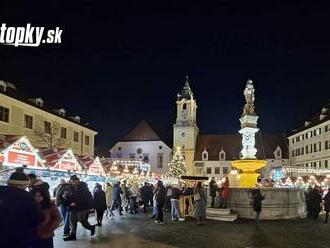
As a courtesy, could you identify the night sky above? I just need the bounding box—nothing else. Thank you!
[0,1,330,155]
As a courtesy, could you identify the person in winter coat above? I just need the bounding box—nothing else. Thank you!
[31,188,61,248]
[55,180,72,237]
[323,190,330,224]
[105,182,114,217]
[221,177,230,209]
[1,170,44,248]
[63,175,95,241]
[194,182,207,225]
[209,177,217,208]
[111,182,123,215]
[250,187,265,224]
[93,183,107,226]
[154,180,166,224]
[140,182,149,213]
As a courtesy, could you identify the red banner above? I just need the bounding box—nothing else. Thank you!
[8,151,35,166]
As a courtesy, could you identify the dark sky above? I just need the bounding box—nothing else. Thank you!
[0,1,330,155]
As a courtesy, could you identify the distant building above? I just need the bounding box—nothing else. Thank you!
[173,77,289,179]
[0,80,97,156]
[287,102,330,176]
[109,120,172,175]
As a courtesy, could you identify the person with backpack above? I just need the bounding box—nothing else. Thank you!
[63,175,95,241]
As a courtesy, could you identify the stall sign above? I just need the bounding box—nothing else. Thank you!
[8,151,35,166]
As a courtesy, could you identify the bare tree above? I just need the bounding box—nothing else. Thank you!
[34,122,66,148]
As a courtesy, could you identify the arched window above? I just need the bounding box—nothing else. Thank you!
[219,149,226,161]
[183,103,187,110]
[202,148,208,161]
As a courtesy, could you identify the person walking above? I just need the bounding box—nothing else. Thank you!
[250,187,265,224]
[63,175,95,241]
[105,182,114,217]
[209,177,217,208]
[194,182,207,225]
[324,190,330,224]
[129,183,139,214]
[164,184,173,212]
[93,183,107,226]
[221,177,230,209]
[140,182,149,213]
[55,179,72,237]
[0,169,44,248]
[31,188,61,248]
[154,180,166,224]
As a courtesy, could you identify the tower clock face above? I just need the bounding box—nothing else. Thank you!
[181,132,186,137]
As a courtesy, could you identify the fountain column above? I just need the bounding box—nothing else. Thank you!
[231,79,266,188]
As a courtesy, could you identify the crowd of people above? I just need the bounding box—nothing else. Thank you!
[1,168,330,248]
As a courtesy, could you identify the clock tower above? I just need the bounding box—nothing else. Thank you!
[173,76,199,175]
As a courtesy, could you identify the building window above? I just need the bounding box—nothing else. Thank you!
[61,127,67,139]
[195,162,204,167]
[24,114,33,129]
[206,167,212,174]
[219,150,226,160]
[183,103,187,110]
[223,167,229,174]
[314,128,321,136]
[157,153,163,168]
[85,135,90,145]
[73,131,79,142]
[118,146,122,151]
[214,167,220,174]
[292,150,295,157]
[292,139,295,144]
[0,106,9,123]
[137,148,143,154]
[325,141,330,150]
[305,145,309,154]
[325,160,328,168]
[159,145,162,150]
[202,149,208,161]
[44,121,51,134]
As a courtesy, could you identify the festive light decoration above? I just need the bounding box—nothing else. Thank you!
[166,146,187,181]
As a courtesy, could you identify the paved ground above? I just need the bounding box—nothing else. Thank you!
[54,212,330,248]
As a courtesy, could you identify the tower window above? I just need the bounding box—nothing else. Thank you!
[183,103,187,110]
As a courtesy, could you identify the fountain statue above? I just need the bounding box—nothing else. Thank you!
[231,79,266,188]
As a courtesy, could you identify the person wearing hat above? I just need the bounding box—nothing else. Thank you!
[63,175,95,241]
[0,169,44,248]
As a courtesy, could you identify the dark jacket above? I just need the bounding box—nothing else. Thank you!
[69,182,93,212]
[209,180,217,197]
[55,183,71,206]
[251,189,265,212]
[323,191,330,212]
[156,185,166,205]
[93,189,107,211]
[28,179,50,193]
[171,187,181,200]
[0,186,44,248]
[112,184,122,201]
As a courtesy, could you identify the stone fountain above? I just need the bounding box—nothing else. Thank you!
[227,80,306,219]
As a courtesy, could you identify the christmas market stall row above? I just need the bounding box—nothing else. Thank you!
[0,135,111,191]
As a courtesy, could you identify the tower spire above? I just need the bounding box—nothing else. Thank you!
[178,75,193,100]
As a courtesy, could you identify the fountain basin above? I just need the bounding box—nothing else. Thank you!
[227,188,306,220]
[231,159,267,188]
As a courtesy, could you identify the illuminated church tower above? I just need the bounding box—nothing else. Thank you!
[173,76,199,175]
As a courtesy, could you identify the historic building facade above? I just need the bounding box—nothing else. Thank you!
[287,102,330,176]
[109,120,172,175]
[0,80,97,156]
[173,77,289,179]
